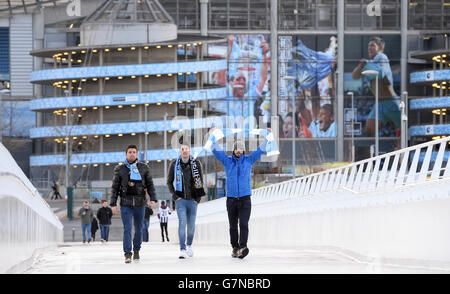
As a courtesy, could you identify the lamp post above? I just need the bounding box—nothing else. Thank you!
[282,76,297,178]
[362,69,379,157]
[400,91,408,150]
[347,91,355,162]
[64,89,73,220]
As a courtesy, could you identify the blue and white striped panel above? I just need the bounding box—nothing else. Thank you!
[409,97,450,110]
[409,124,450,136]
[30,147,206,167]
[29,59,227,82]
[29,116,227,139]
[410,69,450,84]
[30,87,227,111]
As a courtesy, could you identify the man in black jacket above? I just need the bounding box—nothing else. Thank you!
[97,200,113,242]
[110,144,157,263]
[167,143,205,259]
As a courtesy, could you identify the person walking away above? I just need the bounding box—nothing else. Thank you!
[78,201,94,243]
[167,142,205,259]
[158,200,171,242]
[110,144,157,264]
[91,215,99,242]
[97,200,113,242]
[210,127,270,259]
[142,203,153,242]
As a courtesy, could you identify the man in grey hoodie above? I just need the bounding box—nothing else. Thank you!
[78,201,94,243]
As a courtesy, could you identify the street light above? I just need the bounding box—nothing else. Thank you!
[361,69,379,157]
[282,75,297,178]
[0,88,11,144]
[347,91,355,162]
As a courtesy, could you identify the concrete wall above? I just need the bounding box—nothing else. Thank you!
[0,143,63,273]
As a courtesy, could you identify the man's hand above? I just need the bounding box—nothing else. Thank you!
[112,206,118,215]
[359,59,367,66]
[150,201,156,209]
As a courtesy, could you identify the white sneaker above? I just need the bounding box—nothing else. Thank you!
[186,246,194,257]
[179,249,188,259]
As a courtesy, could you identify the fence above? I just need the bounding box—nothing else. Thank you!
[252,136,450,205]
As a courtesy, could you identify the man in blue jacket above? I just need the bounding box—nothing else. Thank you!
[210,127,270,259]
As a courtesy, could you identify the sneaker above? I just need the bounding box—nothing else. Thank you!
[186,246,194,257]
[88,237,92,243]
[100,239,105,243]
[238,247,249,259]
[125,254,132,264]
[133,251,140,261]
[179,249,188,259]
[231,247,239,258]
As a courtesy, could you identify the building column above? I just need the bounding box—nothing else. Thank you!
[337,0,345,162]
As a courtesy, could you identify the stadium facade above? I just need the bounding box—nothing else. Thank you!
[0,0,449,192]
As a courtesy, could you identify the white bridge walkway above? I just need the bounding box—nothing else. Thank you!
[3,137,450,274]
[22,242,449,274]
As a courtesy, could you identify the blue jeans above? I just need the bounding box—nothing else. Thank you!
[81,223,91,242]
[176,198,198,250]
[142,218,149,242]
[120,206,145,256]
[99,224,110,241]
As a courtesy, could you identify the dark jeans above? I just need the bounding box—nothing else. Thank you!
[99,224,110,241]
[120,206,145,256]
[160,222,169,240]
[142,218,149,242]
[226,196,251,249]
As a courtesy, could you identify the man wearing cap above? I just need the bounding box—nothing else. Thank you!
[97,200,113,243]
[209,127,270,259]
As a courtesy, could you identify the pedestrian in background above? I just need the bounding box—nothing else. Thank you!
[158,200,171,242]
[78,201,94,243]
[97,200,113,242]
[142,203,153,242]
[91,215,99,242]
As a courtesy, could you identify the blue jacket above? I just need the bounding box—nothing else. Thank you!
[212,141,266,198]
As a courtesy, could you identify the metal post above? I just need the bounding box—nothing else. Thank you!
[401,0,408,95]
[347,92,355,162]
[291,92,295,178]
[144,103,148,161]
[337,0,345,162]
[401,91,408,149]
[164,112,168,183]
[270,0,278,118]
[375,74,379,157]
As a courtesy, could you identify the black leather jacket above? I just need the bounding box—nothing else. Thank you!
[110,161,157,208]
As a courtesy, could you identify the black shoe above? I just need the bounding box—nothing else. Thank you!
[133,250,140,261]
[166,237,170,242]
[238,247,249,259]
[125,254,132,264]
[232,247,239,258]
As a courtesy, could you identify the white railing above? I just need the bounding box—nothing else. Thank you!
[252,137,450,204]
[0,143,64,273]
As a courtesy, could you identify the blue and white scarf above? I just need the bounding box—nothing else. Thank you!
[174,156,203,193]
[194,128,279,158]
[124,160,142,181]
